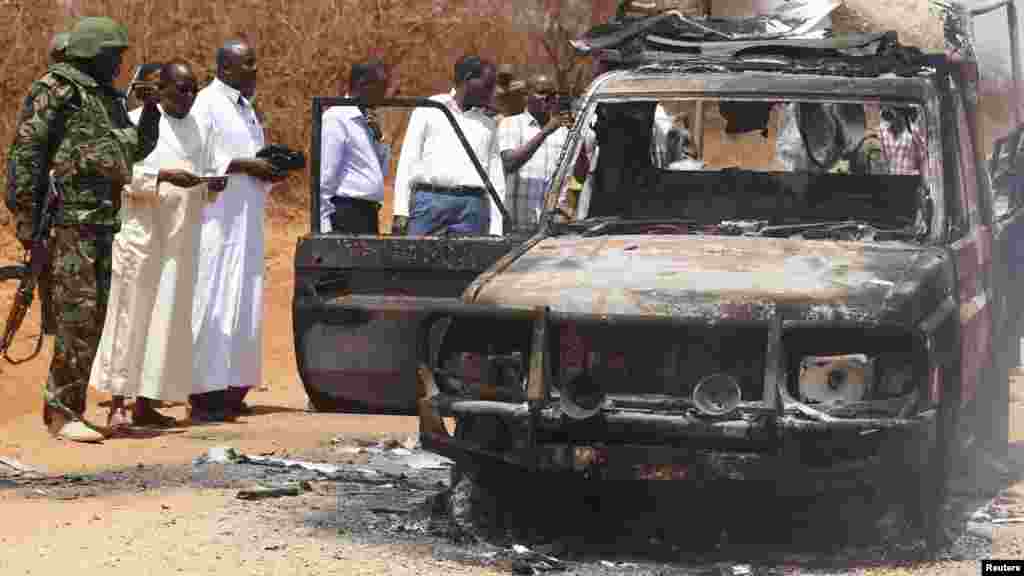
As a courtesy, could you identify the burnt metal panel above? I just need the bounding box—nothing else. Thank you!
[428,396,930,439]
[295,235,519,272]
[469,235,952,328]
[763,314,783,412]
[593,71,939,103]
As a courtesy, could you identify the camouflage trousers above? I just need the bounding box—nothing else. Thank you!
[42,225,112,425]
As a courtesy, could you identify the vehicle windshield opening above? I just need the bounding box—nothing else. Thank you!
[555,97,937,241]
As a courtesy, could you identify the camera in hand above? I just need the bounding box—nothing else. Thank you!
[256,144,306,173]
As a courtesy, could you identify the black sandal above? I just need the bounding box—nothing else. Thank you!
[132,410,177,428]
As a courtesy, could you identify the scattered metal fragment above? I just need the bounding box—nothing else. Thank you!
[507,544,565,574]
[990,517,1024,525]
[0,457,44,476]
[193,446,241,465]
[398,452,453,471]
[241,454,344,476]
[965,522,994,541]
[236,481,311,500]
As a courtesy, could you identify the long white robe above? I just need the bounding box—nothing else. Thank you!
[89,106,217,402]
[190,78,271,394]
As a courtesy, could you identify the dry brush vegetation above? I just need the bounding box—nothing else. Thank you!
[0,0,1016,231]
[0,0,552,225]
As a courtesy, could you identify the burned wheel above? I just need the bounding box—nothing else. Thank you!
[446,416,502,533]
[446,463,509,540]
[873,389,959,551]
[878,427,936,539]
[445,421,517,540]
[891,398,959,550]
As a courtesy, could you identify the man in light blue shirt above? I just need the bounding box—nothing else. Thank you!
[320,58,390,234]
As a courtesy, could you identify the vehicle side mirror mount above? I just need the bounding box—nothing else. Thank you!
[916,187,934,240]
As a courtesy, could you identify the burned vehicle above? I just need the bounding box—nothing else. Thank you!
[295,5,1023,548]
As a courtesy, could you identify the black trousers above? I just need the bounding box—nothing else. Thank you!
[329,196,380,234]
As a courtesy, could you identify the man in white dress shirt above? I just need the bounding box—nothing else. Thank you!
[497,74,572,235]
[190,39,285,421]
[319,58,390,234]
[392,55,505,237]
[90,62,226,429]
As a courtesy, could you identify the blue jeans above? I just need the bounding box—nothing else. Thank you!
[407,190,488,236]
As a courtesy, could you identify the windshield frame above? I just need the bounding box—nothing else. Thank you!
[543,79,946,243]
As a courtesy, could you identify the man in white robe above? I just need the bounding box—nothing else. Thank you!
[90,62,225,428]
[189,39,285,421]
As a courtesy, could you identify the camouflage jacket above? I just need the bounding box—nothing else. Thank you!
[7,63,159,240]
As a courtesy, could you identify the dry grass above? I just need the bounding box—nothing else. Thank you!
[0,0,536,218]
[0,0,1015,227]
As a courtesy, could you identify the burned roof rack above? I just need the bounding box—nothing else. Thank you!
[572,9,844,54]
[588,31,940,79]
[627,52,942,79]
[573,9,943,79]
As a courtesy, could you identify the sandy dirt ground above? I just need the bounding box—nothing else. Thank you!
[1,210,1024,574]
[0,212,420,476]
[0,488,503,576]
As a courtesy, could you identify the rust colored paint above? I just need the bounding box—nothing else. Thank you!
[636,463,691,481]
[471,234,945,324]
[951,87,994,407]
[595,72,936,104]
[591,0,618,25]
[603,76,709,95]
[958,95,981,222]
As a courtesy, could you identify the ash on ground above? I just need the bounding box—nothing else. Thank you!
[5,437,1022,576]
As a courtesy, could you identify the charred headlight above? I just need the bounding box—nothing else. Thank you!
[785,327,924,406]
[799,354,872,404]
[692,372,742,416]
[798,353,916,405]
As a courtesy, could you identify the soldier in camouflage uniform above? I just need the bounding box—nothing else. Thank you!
[49,31,69,65]
[6,17,160,442]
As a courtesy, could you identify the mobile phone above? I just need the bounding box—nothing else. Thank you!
[128,62,162,95]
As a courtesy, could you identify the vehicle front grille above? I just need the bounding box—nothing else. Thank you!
[558,323,768,402]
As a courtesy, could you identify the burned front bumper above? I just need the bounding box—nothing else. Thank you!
[331,294,941,480]
[419,395,933,481]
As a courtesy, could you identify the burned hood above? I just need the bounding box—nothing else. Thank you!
[468,235,951,325]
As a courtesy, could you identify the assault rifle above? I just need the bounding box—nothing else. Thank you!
[0,175,60,364]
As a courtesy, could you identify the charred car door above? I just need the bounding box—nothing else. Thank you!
[294,97,522,413]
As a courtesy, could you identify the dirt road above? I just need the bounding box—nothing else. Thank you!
[1,212,1023,574]
[0,214,420,476]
